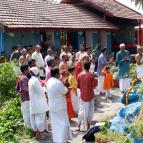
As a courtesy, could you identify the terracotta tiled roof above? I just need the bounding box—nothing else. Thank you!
[90,0,143,19]
[61,0,143,19]
[0,0,118,31]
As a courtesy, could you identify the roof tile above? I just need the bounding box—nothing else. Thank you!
[61,0,143,19]
[0,0,118,31]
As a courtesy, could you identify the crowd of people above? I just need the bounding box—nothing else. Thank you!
[13,42,133,142]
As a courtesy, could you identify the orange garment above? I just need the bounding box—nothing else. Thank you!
[102,70,114,90]
[62,77,75,119]
[66,89,75,119]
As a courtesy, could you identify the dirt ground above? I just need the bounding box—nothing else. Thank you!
[20,88,122,143]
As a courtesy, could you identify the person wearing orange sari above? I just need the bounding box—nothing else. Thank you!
[59,54,75,119]
[102,66,114,99]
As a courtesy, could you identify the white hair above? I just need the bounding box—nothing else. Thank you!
[35,45,41,49]
[119,43,125,48]
[21,48,27,53]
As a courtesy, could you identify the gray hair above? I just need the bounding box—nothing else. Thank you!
[119,43,125,48]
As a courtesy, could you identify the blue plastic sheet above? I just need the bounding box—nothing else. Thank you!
[119,102,141,119]
[109,116,126,133]
[109,102,141,133]
[121,92,139,105]
[128,134,143,143]
[121,81,142,105]
[134,138,143,143]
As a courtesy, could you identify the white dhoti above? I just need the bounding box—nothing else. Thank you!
[97,75,105,93]
[30,113,48,132]
[39,68,45,78]
[21,101,31,128]
[71,91,79,113]
[119,78,130,92]
[105,89,112,98]
[50,109,72,143]
[90,63,95,73]
[78,98,94,129]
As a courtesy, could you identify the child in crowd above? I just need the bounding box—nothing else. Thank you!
[102,66,114,99]
[68,66,79,115]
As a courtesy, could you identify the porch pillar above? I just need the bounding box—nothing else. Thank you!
[138,19,143,46]
[85,32,93,48]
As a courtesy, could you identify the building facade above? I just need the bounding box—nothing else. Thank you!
[0,0,142,58]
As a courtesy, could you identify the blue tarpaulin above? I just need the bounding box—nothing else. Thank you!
[109,102,141,133]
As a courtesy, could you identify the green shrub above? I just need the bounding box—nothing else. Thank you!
[95,120,132,143]
[0,62,20,104]
[95,131,132,143]
[0,98,22,142]
[129,63,136,80]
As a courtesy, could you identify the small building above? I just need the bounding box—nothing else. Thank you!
[0,0,143,58]
[61,0,143,54]
[0,0,118,58]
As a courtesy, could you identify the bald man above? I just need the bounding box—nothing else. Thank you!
[135,46,143,80]
[135,46,143,66]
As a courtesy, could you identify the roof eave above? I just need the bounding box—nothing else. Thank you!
[4,27,119,32]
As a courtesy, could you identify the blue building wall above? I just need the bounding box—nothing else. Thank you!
[107,32,112,53]
[69,32,84,51]
[0,31,4,56]
[92,32,100,49]
[78,32,84,51]
[4,32,41,58]
[69,32,78,51]
[112,28,135,45]
[54,32,61,50]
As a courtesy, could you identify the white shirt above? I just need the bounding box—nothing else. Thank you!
[45,55,54,66]
[32,51,44,68]
[60,52,72,60]
[76,51,86,60]
[28,76,48,114]
[46,77,68,112]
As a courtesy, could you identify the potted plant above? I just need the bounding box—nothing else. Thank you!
[95,131,131,143]
[95,121,131,143]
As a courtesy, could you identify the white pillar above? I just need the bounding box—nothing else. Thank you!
[100,31,107,48]
[86,32,93,47]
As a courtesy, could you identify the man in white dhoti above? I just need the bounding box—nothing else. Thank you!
[97,48,113,95]
[28,67,49,140]
[135,46,143,80]
[77,62,96,131]
[46,68,72,143]
[116,43,130,93]
[32,45,45,79]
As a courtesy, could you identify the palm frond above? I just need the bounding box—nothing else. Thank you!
[131,0,143,8]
